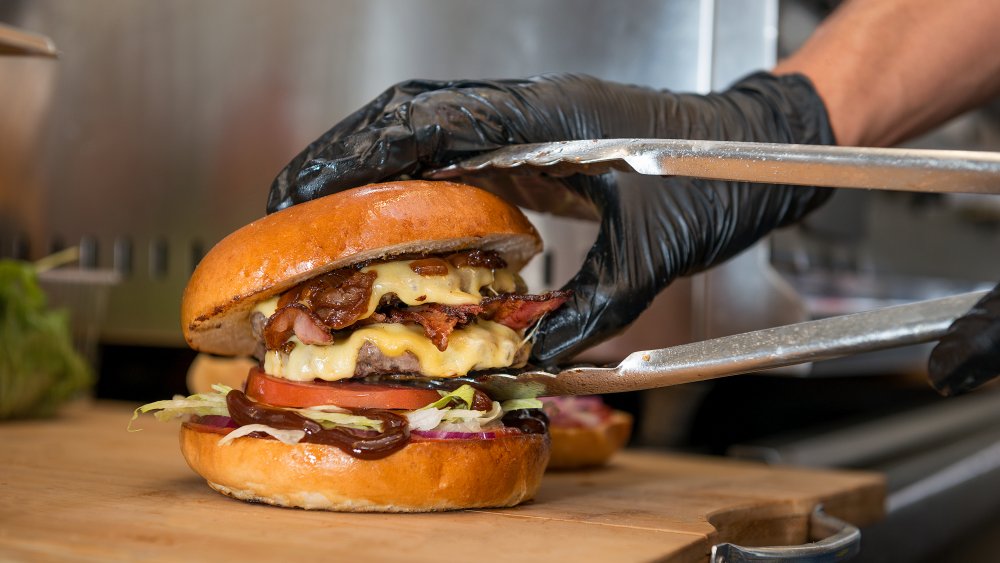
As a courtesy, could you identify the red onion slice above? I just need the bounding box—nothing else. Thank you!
[195,415,238,428]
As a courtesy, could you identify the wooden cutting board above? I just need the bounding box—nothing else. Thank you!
[0,401,884,562]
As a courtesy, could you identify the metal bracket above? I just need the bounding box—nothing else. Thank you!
[711,505,860,562]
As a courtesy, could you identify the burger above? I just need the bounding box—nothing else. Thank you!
[541,396,633,470]
[133,180,571,512]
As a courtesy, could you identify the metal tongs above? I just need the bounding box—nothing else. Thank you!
[426,139,1000,399]
[427,138,1000,193]
[457,291,986,400]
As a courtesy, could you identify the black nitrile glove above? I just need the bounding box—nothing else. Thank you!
[928,283,1000,396]
[268,72,836,364]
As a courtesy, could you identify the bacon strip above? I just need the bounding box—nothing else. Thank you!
[299,270,377,330]
[481,290,573,331]
[261,254,571,352]
[264,303,332,349]
[363,291,572,350]
[370,304,482,351]
[263,268,376,350]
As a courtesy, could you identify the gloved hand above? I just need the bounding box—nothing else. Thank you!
[268,72,836,364]
[928,283,1000,396]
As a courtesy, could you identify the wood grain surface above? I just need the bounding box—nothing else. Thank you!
[0,401,885,562]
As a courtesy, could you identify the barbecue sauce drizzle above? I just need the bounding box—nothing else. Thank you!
[223,389,547,459]
[225,390,409,460]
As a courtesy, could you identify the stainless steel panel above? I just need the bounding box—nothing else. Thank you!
[1,0,724,345]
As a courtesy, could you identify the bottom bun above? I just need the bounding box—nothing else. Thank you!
[547,411,633,471]
[180,424,550,512]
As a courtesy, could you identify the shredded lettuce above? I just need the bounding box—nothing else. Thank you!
[128,384,233,430]
[129,384,385,432]
[438,400,504,432]
[300,404,349,413]
[295,409,384,431]
[407,399,504,432]
[218,424,305,446]
[405,407,448,431]
[407,384,507,432]
[500,397,543,412]
[130,382,539,435]
[422,384,477,410]
[442,401,503,424]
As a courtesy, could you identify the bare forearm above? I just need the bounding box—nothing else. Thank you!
[774,0,1000,147]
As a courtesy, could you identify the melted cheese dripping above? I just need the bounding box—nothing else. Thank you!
[360,260,515,314]
[254,258,526,380]
[263,321,525,381]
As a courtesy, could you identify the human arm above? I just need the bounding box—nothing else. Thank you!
[773,0,1000,147]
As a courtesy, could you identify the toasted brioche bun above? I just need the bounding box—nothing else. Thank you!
[180,423,549,512]
[546,411,633,471]
[181,181,542,357]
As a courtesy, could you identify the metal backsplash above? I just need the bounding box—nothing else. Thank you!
[1,0,779,349]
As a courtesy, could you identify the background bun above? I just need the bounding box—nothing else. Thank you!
[546,411,633,471]
[181,424,550,512]
[185,354,255,394]
[181,181,542,356]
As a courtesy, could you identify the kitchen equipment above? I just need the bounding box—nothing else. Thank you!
[465,290,985,400]
[0,0,773,347]
[0,401,884,562]
[427,139,1000,193]
[37,267,121,370]
[0,23,58,57]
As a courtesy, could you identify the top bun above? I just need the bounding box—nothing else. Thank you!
[181,181,542,357]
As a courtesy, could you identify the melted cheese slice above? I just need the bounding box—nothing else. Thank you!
[254,258,525,380]
[263,321,525,381]
[359,261,516,316]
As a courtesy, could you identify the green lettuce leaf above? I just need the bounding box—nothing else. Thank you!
[129,385,232,429]
[130,382,537,435]
[0,260,93,419]
[500,398,543,412]
[130,385,383,432]
[295,408,383,431]
[422,384,477,410]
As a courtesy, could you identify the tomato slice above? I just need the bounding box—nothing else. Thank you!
[245,367,442,410]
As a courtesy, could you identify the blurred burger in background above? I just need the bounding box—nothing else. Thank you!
[542,396,632,470]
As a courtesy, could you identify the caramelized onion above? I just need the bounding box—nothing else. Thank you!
[263,303,331,349]
[446,249,507,270]
[409,257,450,276]
[306,270,378,329]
